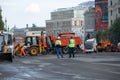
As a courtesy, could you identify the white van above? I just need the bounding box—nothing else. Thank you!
[84,38,97,53]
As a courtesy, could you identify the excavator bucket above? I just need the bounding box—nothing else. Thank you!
[0,53,13,62]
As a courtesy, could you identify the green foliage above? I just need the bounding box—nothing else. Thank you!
[96,31,102,42]
[109,18,120,45]
[96,29,109,42]
[32,24,37,27]
[0,10,4,30]
[96,18,120,45]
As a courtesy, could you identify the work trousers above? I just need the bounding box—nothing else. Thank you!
[68,47,75,58]
[56,48,63,58]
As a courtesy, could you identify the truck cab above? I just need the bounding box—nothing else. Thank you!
[84,38,97,53]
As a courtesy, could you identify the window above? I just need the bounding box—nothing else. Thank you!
[111,20,113,25]
[81,20,83,27]
[4,34,12,45]
[111,10,112,16]
[32,37,37,45]
[110,0,112,6]
[27,37,31,43]
[74,21,77,26]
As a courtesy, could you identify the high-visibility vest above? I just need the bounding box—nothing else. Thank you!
[55,40,61,46]
[68,39,75,48]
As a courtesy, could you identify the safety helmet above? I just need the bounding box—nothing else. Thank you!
[57,36,60,39]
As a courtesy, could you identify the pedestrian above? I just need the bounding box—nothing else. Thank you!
[55,36,63,58]
[68,36,76,58]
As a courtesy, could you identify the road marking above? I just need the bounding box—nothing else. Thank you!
[23,73,31,77]
[38,63,52,67]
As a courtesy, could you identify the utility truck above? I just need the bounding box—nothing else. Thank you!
[49,32,82,54]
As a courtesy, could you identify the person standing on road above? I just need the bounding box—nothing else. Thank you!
[68,36,75,58]
[55,36,63,58]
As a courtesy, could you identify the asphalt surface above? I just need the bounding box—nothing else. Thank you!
[0,52,120,80]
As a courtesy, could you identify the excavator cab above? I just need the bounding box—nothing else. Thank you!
[25,36,39,55]
[25,36,39,46]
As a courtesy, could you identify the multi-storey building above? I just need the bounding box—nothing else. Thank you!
[46,6,88,40]
[84,7,95,39]
[108,0,120,26]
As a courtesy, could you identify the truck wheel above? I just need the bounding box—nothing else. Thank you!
[29,47,38,56]
[62,47,69,54]
[74,47,78,53]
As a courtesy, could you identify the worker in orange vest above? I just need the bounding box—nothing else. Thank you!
[19,46,26,57]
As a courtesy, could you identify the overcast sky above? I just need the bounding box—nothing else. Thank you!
[0,0,94,28]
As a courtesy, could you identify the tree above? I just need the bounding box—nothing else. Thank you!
[96,28,110,43]
[32,24,37,27]
[0,7,4,30]
[96,18,120,45]
[109,18,120,45]
[96,30,104,42]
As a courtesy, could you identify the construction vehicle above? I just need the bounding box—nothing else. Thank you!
[14,36,24,47]
[14,36,24,56]
[84,38,97,53]
[24,31,47,55]
[97,36,114,52]
[0,31,14,62]
[49,32,82,54]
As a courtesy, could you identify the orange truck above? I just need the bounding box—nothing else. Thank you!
[49,32,82,53]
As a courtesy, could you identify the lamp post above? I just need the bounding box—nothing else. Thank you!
[8,26,9,32]
[5,18,8,31]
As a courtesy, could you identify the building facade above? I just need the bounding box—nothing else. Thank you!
[95,0,108,31]
[14,27,45,37]
[46,6,88,40]
[84,7,95,39]
[108,0,120,27]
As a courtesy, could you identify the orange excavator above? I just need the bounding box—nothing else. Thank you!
[14,36,24,56]
[14,31,48,56]
[97,36,114,52]
[49,32,82,53]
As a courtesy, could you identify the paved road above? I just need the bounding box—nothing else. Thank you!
[0,52,120,80]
